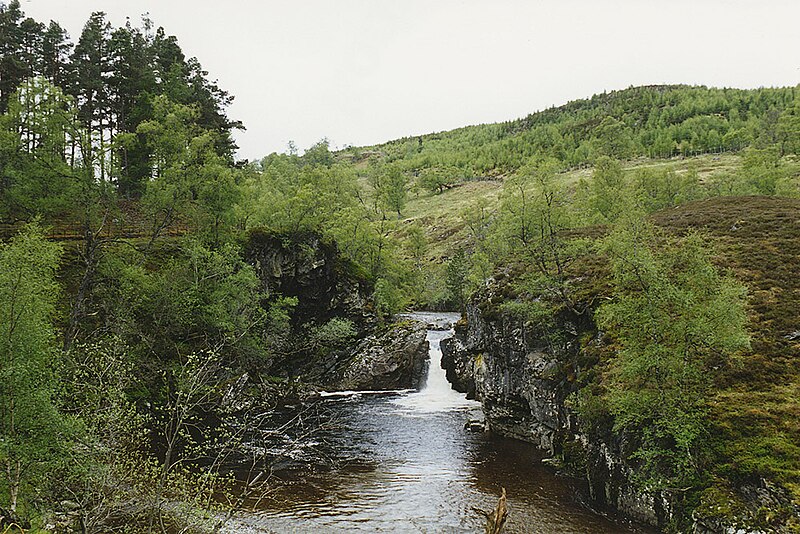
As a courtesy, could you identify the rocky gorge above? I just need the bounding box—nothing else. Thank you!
[441,290,675,528]
[243,230,429,393]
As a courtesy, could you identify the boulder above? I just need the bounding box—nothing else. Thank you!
[337,320,429,391]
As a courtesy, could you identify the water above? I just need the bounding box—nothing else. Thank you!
[224,312,651,533]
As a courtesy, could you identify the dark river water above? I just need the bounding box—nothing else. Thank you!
[224,312,652,534]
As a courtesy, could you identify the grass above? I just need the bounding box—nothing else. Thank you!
[389,152,745,262]
[651,196,800,504]
[399,180,502,260]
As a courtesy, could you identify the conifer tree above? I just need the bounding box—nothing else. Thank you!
[40,21,72,88]
[0,0,26,112]
[69,11,112,180]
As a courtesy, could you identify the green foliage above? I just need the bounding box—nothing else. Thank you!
[0,223,72,514]
[418,166,461,194]
[4,15,800,525]
[244,152,358,234]
[0,78,87,222]
[633,165,704,213]
[264,295,298,351]
[136,95,240,244]
[239,152,415,297]
[495,158,564,250]
[373,277,404,316]
[492,157,591,312]
[737,147,787,195]
[301,138,334,167]
[499,296,551,327]
[579,156,629,223]
[380,165,409,217]
[58,336,153,530]
[345,85,799,179]
[596,217,750,489]
[445,249,470,311]
[310,318,356,350]
[96,239,267,367]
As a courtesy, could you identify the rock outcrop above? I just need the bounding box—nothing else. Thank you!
[441,272,800,532]
[244,230,427,392]
[244,230,375,333]
[440,279,675,528]
[338,320,428,390]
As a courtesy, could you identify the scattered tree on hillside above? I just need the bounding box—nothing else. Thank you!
[596,217,750,489]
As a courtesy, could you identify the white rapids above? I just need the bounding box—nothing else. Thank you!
[391,312,481,414]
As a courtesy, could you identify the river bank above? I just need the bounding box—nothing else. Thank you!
[220,313,653,533]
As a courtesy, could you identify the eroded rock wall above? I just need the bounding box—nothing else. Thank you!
[440,289,672,528]
[244,230,426,392]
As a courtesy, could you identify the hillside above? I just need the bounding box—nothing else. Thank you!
[328,84,800,268]
[316,85,800,530]
[341,84,799,174]
[392,152,750,261]
[438,196,800,531]
[3,18,800,528]
[653,197,800,507]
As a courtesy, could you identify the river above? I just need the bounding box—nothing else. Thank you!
[224,312,652,533]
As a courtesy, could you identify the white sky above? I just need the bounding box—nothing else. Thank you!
[21,0,800,161]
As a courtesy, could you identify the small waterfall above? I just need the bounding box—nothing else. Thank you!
[393,312,480,412]
[224,310,648,534]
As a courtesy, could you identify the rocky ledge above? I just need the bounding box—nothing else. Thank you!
[441,284,800,533]
[244,230,427,393]
[338,320,429,391]
[441,296,685,528]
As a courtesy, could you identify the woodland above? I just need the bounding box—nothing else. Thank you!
[1,1,799,531]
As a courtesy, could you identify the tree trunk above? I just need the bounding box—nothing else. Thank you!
[6,459,21,513]
[475,487,508,534]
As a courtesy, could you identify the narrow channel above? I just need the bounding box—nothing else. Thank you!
[226,312,650,533]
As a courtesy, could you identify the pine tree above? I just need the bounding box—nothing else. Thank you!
[40,21,72,88]
[109,19,157,197]
[0,0,26,112]
[69,12,112,180]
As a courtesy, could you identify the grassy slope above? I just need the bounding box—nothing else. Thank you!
[393,152,743,261]
[652,196,800,502]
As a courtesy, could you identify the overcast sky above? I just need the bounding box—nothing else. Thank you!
[21,0,800,161]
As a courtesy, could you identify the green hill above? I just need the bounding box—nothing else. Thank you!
[3,18,800,528]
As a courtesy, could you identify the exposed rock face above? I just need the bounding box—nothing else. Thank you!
[244,230,427,392]
[244,230,375,333]
[338,321,429,390]
[440,284,673,529]
[442,301,582,451]
[441,278,800,532]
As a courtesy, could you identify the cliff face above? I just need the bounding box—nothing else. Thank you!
[442,197,800,533]
[244,230,427,391]
[441,292,669,527]
[244,230,375,334]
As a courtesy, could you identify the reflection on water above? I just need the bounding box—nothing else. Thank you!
[224,312,651,533]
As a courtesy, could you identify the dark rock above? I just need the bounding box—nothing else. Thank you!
[244,230,375,333]
[440,333,477,398]
[440,278,675,529]
[244,231,427,392]
[337,320,429,390]
[465,418,486,432]
[441,275,800,532]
